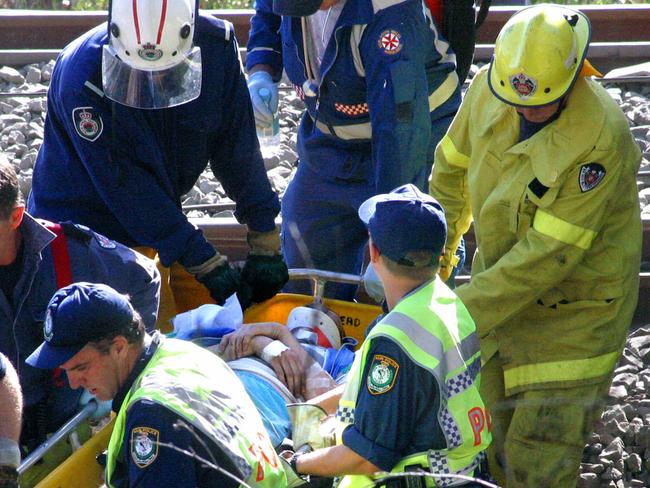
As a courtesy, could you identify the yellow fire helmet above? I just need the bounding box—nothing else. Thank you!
[488,4,597,107]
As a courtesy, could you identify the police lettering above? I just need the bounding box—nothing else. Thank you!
[468,407,490,446]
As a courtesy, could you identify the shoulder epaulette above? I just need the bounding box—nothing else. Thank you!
[59,221,93,243]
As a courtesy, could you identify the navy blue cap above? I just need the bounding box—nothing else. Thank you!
[358,184,447,267]
[273,0,322,17]
[26,282,136,369]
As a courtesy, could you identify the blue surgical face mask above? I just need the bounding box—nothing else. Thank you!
[363,262,385,303]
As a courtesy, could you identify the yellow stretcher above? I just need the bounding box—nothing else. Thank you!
[34,269,382,488]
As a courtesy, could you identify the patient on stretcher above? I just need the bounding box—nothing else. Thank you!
[172,301,357,447]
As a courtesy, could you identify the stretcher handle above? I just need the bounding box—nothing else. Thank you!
[17,400,98,475]
[288,268,363,300]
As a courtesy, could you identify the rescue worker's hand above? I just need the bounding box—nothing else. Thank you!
[242,227,289,303]
[268,347,304,397]
[187,253,242,306]
[247,70,278,128]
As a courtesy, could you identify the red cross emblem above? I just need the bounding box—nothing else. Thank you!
[378,30,402,55]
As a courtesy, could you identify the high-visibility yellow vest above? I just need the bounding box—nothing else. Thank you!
[336,278,491,488]
[106,337,287,488]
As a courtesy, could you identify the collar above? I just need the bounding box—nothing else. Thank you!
[111,332,161,412]
[20,213,57,257]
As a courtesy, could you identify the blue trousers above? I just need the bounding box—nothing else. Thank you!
[281,163,374,300]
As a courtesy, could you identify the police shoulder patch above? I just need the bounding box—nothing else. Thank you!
[579,162,606,192]
[367,354,399,395]
[72,106,103,142]
[130,426,159,468]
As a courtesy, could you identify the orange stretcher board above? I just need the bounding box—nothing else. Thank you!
[37,289,382,487]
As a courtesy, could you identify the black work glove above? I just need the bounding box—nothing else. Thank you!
[188,254,242,306]
[0,466,18,488]
[241,254,289,304]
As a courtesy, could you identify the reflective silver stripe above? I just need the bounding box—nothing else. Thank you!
[428,70,458,112]
[315,119,372,140]
[84,81,104,98]
[314,69,457,141]
[248,46,281,55]
[222,20,233,41]
[377,311,475,382]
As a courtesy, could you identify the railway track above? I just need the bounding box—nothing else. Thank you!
[0,6,649,325]
[1,6,650,71]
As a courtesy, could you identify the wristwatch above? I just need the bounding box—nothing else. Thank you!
[289,452,301,474]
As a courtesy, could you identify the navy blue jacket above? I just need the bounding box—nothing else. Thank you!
[2,214,159,438]
[246,0,460,192]
[29,16,280,268]
[110,334,237,488]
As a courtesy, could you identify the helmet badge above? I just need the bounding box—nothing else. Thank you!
[138,43,164,61]
[509,72,537,100]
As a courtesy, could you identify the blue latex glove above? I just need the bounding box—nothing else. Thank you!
[79,390,112,421]
[247,70,278,128]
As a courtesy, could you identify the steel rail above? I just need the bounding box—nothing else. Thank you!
[0,6,649,49]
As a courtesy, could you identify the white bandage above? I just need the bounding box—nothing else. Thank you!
[0,438,20,469]
[261,340,289,364]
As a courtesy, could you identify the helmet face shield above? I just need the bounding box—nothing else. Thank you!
[102,45,202,109]
[487,4,592,107]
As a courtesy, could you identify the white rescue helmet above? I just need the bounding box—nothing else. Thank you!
[102,0,202,109]
[286,306,342,350]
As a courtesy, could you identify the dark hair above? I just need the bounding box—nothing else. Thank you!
[380,251,440,281]
[89,310,145,354]
[0,162,22,220]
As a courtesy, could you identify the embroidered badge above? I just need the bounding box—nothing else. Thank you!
[72,107,103,142]
[509,73,537,100]
[378,30,402,55]
[579,163,606,192]
[44,309,54,342]
[367,354,399,395]
[138,43,163,61]
[131,427,159,468]
[94,232,117,249]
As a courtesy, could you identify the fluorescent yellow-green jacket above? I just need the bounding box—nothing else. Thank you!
[106,337,287,487]
[336,278,490,487]
[430,68,642,396]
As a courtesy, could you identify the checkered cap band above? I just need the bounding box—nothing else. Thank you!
[334,102,369,116]
[440,408,463,449]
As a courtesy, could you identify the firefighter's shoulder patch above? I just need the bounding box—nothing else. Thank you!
[72,106,103,142]
[579,162,606,192]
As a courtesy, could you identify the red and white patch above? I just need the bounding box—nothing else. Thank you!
[579,163,606,192]
[378,30,402,55]
[334,102,369,117]
[72,107,103,142]
[509,72,537,100]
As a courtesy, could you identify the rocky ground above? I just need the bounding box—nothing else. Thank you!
[2,60,650,486]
